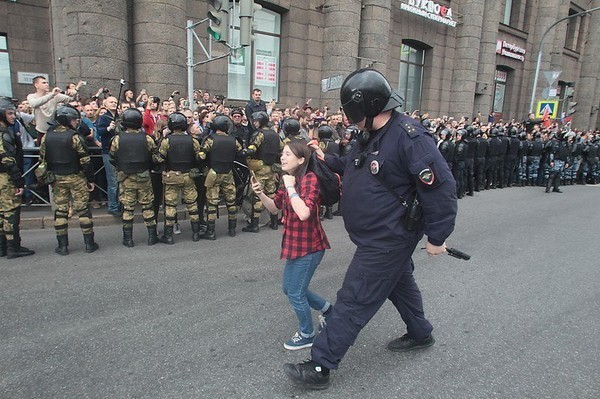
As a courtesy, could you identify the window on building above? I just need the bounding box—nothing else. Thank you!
[398,43,425,113]
[0,34,12,98]
[493,69,508,114]
[503,0,514,25]
[227,5,280,102]
[564,8,581,51]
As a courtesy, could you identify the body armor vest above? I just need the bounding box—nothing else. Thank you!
[45,128,80,175]
[555,141,570,161]
[166,134,196,172]
[488,138,503,157]
[256,128,280,165]
[115,131,152,174]
[529,140,544,157]
[209,134,237,174]
[439,140,455,162]
[508,137,520,157]
[466,139,478,159]
[0,127,20,173]
[454,141,467,162]
[475,138,488,158]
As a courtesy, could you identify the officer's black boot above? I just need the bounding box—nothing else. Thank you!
[242,217,259,233]
[324,206,333,219]
[191,221,201,242]
[122,227,134,247]
[147,225,159,246]
[7,239,35,259]
[269,214,279,230]
[200,221,216,240]
[160,225,175,245]
[228,219,237,237]
[83,233,99,253]
[0,235,6,257]
[198,219,208,235]
[55,234,69,256]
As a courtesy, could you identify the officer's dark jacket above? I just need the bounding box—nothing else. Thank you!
[529,139,544,157]
[45,128,81,175]
[114,130,152,174]
[322,139,340,156]
[324,111,457,250]
[209,134,237,173]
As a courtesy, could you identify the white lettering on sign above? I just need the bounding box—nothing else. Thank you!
[495,70,507,82]
[496,40,526,62]
[17,72,49,85]
[401,0,456,27]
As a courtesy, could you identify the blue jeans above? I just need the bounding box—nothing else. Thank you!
[282,250,329,338]
[102,153,119,212]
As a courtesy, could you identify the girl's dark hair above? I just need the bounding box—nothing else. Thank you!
[285,139,312,180]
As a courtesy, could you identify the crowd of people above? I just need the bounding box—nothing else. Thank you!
[1,75,599,259]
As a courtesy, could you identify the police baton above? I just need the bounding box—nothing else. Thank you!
[421,247,471,261]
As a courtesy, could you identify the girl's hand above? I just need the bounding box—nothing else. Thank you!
[282,174,295,187]
[251,180,263,195]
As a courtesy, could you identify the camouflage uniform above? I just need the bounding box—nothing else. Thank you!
[157,132,202,243]
[110,129,161,246]
[199,132,244,238]
[244,127,283,232]
[0,124,35,258]
[39,125,98,254]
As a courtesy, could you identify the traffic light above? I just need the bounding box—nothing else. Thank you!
[207,0,229,44]
[239,0,262,47]
[567,101,577,116]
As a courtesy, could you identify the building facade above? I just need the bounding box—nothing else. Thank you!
[1,0,599,129]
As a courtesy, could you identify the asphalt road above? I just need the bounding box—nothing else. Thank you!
[1,185,599,398]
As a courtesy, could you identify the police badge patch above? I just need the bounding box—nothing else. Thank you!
[418,168,435,185]
[370,160,380,175]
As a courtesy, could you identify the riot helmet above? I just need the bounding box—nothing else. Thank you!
[497,127,505,136]
[456,129,467,139]
[252,111,269,128]
[0,97,16,125]
[344,125,360,139]
[281,118,301,136]
[211,115,234,133]
[121,108,143,130]
[317,125,335,140]
[490,128,499,137]
[340,68,403,129]
[421,118,432,129]
[167,112,188,132]
[509,127,518,137]
[54,104,81,128]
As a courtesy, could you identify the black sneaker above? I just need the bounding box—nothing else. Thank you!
[284,360,330,390]
[387,333,435,352]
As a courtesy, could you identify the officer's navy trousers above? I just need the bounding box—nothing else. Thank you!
[311,243,433,370]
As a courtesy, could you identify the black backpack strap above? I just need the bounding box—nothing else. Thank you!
[371,172,410,208]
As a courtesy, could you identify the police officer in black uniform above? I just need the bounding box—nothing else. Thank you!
[495,127,510,188]
[317,124,340,219]
[527,132,544,186]
[281,118,304,144]
[464,126,477,196]
[505,127,520,187]
[283,69,457,390]
[452,129,467,198]
[437,129,455,170]
[474,128,488,191]
[486,128,502,189]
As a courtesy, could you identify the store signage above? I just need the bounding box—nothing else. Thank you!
[496,40,526,62]
[495,70,507,83]
[17,72,49,84]
[400,0,456,28]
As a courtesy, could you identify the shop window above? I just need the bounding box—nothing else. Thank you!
[493,69,509,114]
[398,43,425,113]
[0,34,12,98]
[227,5,280,101]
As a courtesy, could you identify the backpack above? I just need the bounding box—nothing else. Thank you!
[308,152,341,206]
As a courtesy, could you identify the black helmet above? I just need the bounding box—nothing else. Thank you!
[282,118,300,135]
[317,125,335,139]
[456,129,467,138]
[490,128,499,137]
[474,128,482,137]
[340,68,403,126]
[121,108,143,130]
[509,127,518,137]
[345,125,360,139]
[421,118,432,129]
[0,97,16,125]
[211,115,233,133]
[440,129,451,139]
[497,127,505,136]
[54,105,81,128]
[168,112,188,131]
[252,111,269,128]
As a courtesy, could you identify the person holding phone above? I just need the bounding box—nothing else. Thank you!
[250,140,333,350]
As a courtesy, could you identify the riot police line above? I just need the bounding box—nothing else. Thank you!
[433,122,600,197]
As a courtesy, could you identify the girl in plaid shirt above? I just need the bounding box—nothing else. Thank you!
[251,140,333,350]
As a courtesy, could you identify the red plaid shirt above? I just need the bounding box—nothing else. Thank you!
[274,172,330,260]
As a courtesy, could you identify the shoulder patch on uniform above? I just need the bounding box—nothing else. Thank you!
[418,168,435,185]
[401,121,420,138]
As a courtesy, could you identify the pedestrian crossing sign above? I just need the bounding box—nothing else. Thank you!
[536,100,559,119]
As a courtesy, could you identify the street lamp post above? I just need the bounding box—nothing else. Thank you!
[529,6,600,114]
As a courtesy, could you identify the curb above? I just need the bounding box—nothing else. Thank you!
[20,210,190,231]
